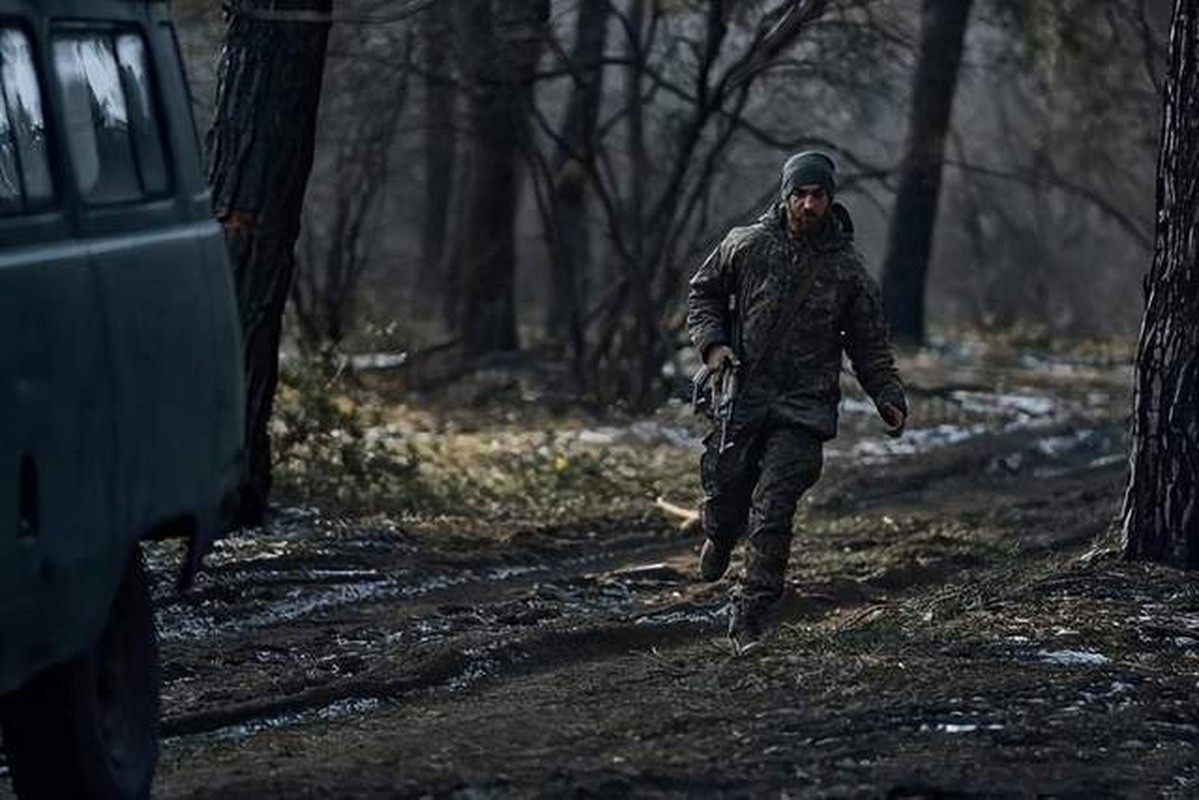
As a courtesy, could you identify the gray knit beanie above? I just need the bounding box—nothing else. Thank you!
[780,151,836,199]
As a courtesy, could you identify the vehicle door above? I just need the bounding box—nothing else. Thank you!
[49,21,214,540]
[0,20,115,680]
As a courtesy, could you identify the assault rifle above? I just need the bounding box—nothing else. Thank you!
[691,361,738,453]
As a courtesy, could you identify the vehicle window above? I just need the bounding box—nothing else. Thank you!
[0,27,54,215]
[53,31,169,205]
[54,35,140,204]
[0,95,19,213]
[115,34,166,195]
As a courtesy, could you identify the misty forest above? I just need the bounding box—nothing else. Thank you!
[28,0,1199,795]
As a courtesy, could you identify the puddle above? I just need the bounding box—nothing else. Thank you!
[484,565,545,581]
[922,722,1006,734]
[159,579,401,642]
[168,697,383,746]
[609,563,685,583]
[634,605,726,627]
[158,555,601,643]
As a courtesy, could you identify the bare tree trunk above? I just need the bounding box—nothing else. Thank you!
[451,0,549,358]
[207,0,331,527]
[418,0,456,314]
[624,0,657,405]
[1121,0,1199,568]
[880,0,973,345]
[545,0,610,364]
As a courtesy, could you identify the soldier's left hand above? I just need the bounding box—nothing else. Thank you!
[880,403,906,438]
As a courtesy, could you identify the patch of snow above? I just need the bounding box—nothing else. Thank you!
[576,422,702,450]
[1035,649,1111,667]
[1036,430,1095,458]
[851,423,986,462]
[1087,454,1126,469]
[349,351,409,370]
[950,390,1057,420]
[628,420,703,449]
[839,397,876,415]
[924,336,978,361]
[578,427,620,445]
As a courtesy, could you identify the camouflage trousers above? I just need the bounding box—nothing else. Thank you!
[700,409,823,619]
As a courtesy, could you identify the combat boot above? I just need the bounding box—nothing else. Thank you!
[698,538,732,582]
[728,607,764,656]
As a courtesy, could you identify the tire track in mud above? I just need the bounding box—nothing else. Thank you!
[157,532,984,745]
[158,532,724,742]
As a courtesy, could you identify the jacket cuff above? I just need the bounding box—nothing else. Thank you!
[695,333,729,363]
[873,389,907,417]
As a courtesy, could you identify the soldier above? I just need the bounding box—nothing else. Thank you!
[687,150,907,655]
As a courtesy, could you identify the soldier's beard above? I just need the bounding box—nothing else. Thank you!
[789,209,826,238]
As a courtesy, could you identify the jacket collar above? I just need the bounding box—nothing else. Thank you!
[764,202,855,253]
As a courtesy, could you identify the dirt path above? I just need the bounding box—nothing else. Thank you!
[144,441,1199,798]
[10,343,1195,798]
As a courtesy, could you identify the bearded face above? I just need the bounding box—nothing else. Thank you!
[785,184,831,237]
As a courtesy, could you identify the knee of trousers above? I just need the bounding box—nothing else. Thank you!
[747,497,802,542]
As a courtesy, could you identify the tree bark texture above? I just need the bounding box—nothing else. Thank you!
[880,0,973,345]
[1121,0,1199,568]
[451,0,549,358]
[207,0,331,526]
[418,0,457,311]
[545,0,610,358]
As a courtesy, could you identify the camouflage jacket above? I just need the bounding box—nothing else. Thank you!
[686,203,906,440]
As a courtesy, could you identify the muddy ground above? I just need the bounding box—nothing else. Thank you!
[9,339,1199,798]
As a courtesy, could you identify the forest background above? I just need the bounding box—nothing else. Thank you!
[173,0,1170,398]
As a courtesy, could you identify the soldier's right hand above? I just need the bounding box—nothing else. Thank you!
[705,344,739,373]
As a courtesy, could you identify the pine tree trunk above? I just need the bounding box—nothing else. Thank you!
[1121,0,1199,568]
[544,0,609,358]
[206,0,331,527]
[880,0,973,345]
[452,0,549,358]
[418,0,456,314]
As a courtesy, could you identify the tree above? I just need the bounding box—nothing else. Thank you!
[1121,0,1199,568]
[417,0,457,316]
[550,0,831,406]
[293,26,413,351]
[880,0,974,345]
[207,0,332,526]
[543,0,611,368]
[449,0,550,358]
